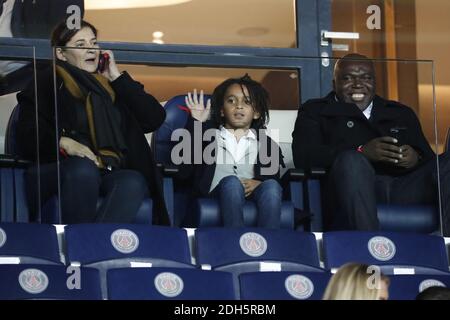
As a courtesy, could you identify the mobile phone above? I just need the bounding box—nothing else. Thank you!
[389,127,406,145]
[97,52,110,72]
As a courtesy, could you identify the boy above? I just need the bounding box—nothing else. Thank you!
[181,74,283,228]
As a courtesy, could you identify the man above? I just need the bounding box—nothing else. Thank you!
[292,53,449,235]
[0,0,84,94]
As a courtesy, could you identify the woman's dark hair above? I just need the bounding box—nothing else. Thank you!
[51,20,98,47]
[210,74,270,129]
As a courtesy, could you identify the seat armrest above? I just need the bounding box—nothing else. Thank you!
[0,155,32,168]
[309,167,327,178]
[156,162,179,177]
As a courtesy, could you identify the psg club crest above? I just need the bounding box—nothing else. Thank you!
[0,228,6,248]
[419,279,446,292]
[18,269,49,294]
[367,236,396,261]
[110,229,140,254]
[284,274,314,300]
[154,272,184,298]
[239,232,268,257]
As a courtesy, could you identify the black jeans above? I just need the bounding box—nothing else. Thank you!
[26,157,149,224]
[326,150,450,235]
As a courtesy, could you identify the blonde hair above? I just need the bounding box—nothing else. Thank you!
[322,263,389,300]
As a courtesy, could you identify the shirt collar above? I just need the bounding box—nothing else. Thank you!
[219,126,257,140]
[335,95,374,119]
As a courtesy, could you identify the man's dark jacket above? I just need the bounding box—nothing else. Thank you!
[292,91,435,176]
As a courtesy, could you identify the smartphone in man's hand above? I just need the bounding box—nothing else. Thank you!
[389,127,406,146]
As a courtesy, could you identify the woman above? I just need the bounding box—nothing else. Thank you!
[323,263,390,300]
[16,20,169,225]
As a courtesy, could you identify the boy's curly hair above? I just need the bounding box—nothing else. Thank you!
[209,74,270,129]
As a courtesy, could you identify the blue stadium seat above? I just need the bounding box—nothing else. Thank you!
[297,171,439,233]
[195,227,323,272]
[239,271,332,300]
[153,94,294,228]
[0,264,101,300]
[323,231,450,275]
[0,223,62,264]
[195,228,323,298]
[65,224,194,299]
[192,198,295,228]
[65,224,193,268]
[389,274,450,300]
[107,267,236,300]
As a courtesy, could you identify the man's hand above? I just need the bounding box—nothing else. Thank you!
[396,145,420,169]
[241,179,262,197]
[59,137,99,166]
[361,136,402,164]
[185,89,211,122]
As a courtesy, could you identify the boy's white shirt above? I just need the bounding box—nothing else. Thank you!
[209,126,259,192]
[218,126,258,164]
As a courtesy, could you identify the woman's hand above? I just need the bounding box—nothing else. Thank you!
[99,50,121,81]
[185,89,211,122]
[59,137,99,166]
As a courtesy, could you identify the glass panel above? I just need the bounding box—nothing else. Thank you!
[0,44,39,222]
[51,45,301,223]
[49,43,443,234]
[85,0,296,47]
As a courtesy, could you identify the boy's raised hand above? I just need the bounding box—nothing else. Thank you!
[185,89,211,122]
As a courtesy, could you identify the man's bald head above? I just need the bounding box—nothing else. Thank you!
[333,53,376,111]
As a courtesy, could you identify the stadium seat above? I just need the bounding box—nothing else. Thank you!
[152,94,294,228]
[195,227,323,298]
[191,198,295,229]
[107,267,236,300]
[239,271,332,300]
[195,228,323,273]
[323,231,450,275]
[65,224,194,298]
[296,170,439,233]
[0,264,101,300]
[388,274,450,300]
[0,223,62,265]
[65,224,193,268]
